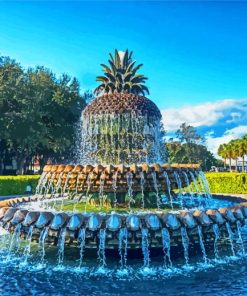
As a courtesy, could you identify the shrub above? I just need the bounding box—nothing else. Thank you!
[205,172,247,194]
[0,175,40,196]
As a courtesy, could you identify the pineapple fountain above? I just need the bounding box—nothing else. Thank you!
[0,50,247,268]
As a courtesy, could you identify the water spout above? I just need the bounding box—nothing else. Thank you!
[141,228,150,268]
[78,228,86,268]
[226,222,235,257]
[98,229,106,267]
[118,227,128,268]
[212,224,220,259]
[197,225,208,263]
[181,227,189,266]
[161,228,172,267]
[236,221,245,256]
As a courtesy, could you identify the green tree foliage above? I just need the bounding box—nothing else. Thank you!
[217,135,247,172]
[166,123,218,171]
[0,56,86,174]
[94,49,149,96]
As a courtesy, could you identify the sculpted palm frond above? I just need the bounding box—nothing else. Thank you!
[94,49,149,96]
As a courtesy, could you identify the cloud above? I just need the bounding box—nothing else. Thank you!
[161,99,247,133]
[161,98,247,156]
[206,125,247,155]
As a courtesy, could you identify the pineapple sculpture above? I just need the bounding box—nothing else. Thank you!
[81,50,166,165]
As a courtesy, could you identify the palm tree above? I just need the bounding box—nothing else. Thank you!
[225,142,236,172]
[218,144,228,170]
[231,140,239,172]
[94,49,149,96]
[237,138,247,172]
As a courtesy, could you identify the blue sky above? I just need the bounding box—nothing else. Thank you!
[0,1,247,154]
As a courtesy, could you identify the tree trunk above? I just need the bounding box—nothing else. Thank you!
[235,158,238,172]
[229,158,232,172]
[243,156,245,173]
[224,158,226,170]
[16,157,26,175]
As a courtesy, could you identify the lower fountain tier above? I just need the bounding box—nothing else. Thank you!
[41,163,201,193]
[1,202,247,249]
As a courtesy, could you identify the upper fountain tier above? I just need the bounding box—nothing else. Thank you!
[78,49,166,166]
[83,93,161,119]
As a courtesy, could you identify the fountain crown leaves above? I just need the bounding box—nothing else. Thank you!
[94,49,149,97]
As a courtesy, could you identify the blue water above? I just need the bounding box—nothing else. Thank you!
[1,226,247,296]
[0,253,247,296]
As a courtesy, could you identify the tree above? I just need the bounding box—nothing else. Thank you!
[218,144,228,169]
[0,56,87,174]
[217,135,247,172]
[166,123,217,171]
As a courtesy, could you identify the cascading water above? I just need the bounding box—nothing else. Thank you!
[226,222,236,257]
[152,171,160,209]
[7,223,22,259]
[22,225,34,264]
[161,228,172,267]
[199,170,211,199]
[236,220,245,255]
[126,172,134,210]
[174,171,183,207]
[118,227,128,269]
[181,227,189,266]
[182,171,194,202]
[99,173,105,207]
[189,171,200,195]
[112,171,118,208]
[57,228,67,266]
[60,172,72,210]
[213,224,220,259]
[98,229,106,267]
[39,227,49,265]
[141,228,150,268]
[140,171,145,209]
[197,225,208,263]
[78,228,86,268]
[78,113,166,166]
[163,171,173,208]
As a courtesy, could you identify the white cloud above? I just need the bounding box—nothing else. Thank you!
[162,99,247,132]
[206,125,247,156]
[162,98,247,155]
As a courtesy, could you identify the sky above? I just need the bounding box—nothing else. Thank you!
[0,1,247,155]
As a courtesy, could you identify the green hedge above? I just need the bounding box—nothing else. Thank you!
[0,175,40,196]
[205,172,247,194]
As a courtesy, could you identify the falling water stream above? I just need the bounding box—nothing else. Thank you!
[57,228,67,266]
[22,225,34,264]
[78,228,86,268]
[181,227,189,266]
[118,227,128,268]
[161,228,172,267]
[39,227,49,265]
[226,222,236,257]
[197,225,208,263]
[174,172,183,207]
[139,171,145,209]
[112,171,118,208]
[141,228,150,268]
[213,224,220,259]
[7,223,22,260]
[163,171,173,209]
[98,229,106,267]
[236,221,245,255]
[152,171,160,209]
[126,172,134,210]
